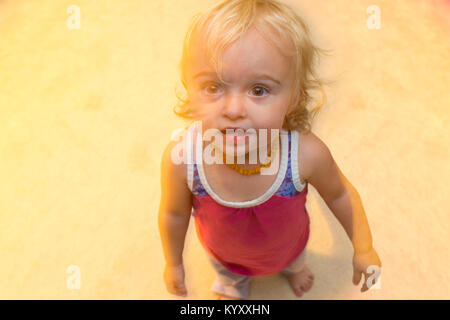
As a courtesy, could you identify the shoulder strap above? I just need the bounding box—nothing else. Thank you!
[186,124,195,192]
[290,130,306,192]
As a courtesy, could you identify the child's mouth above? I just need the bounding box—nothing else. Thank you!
[220,129,252,143]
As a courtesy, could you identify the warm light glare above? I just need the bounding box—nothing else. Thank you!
[0,0,449,300]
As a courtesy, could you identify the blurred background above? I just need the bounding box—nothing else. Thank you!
[0,0,449,299]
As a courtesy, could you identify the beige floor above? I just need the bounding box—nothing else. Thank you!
[0,0,449,299]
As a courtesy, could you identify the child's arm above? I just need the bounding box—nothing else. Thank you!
[298,132,382,291]
[158,140,193,296]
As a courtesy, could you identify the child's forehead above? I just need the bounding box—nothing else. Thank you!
[193,22,289,52]
[189,25,293,67]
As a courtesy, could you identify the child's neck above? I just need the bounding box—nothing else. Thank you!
[202,136,281,171]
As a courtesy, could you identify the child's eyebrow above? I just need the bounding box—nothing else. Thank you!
[194,71,281,85]
[193,71,216,80]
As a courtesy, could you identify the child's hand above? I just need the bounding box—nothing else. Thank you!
[163,264,188,297]
[352,247,382,292]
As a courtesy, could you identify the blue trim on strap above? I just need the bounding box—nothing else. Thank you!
[192,130,299,198]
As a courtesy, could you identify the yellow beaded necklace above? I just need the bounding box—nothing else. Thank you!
[212,144,276,176]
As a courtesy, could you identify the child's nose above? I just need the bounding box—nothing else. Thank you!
[222,93,247,120]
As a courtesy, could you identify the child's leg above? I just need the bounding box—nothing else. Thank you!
[207,253,251,299]
[281,249,307,275]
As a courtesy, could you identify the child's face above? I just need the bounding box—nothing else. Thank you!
[185,26,297,136]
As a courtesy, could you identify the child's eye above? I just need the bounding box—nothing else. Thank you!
[251,86,269,97]
[202,84,221,95]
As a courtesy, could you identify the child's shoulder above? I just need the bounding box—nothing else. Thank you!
[160,137,188,184]
[296,129,330,156]
[160,136,193,217]
[294,129,334,183]
[161,123,200,185]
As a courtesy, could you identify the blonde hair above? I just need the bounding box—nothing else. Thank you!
[174,0,332,133]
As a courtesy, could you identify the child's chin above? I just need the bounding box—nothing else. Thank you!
[214,143,256,158]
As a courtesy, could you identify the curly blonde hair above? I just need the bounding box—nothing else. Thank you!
[174,0,332,134]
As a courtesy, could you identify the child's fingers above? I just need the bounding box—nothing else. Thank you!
[175,282,187,296]
[360,272,369,292]
[163,265,187,297]
[168,281,187,297]
[352,269,362,285]
[166,281,179,295]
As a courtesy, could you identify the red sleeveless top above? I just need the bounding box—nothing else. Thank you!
[186,123,310,276]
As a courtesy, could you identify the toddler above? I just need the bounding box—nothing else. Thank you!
[159,0,381,300]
